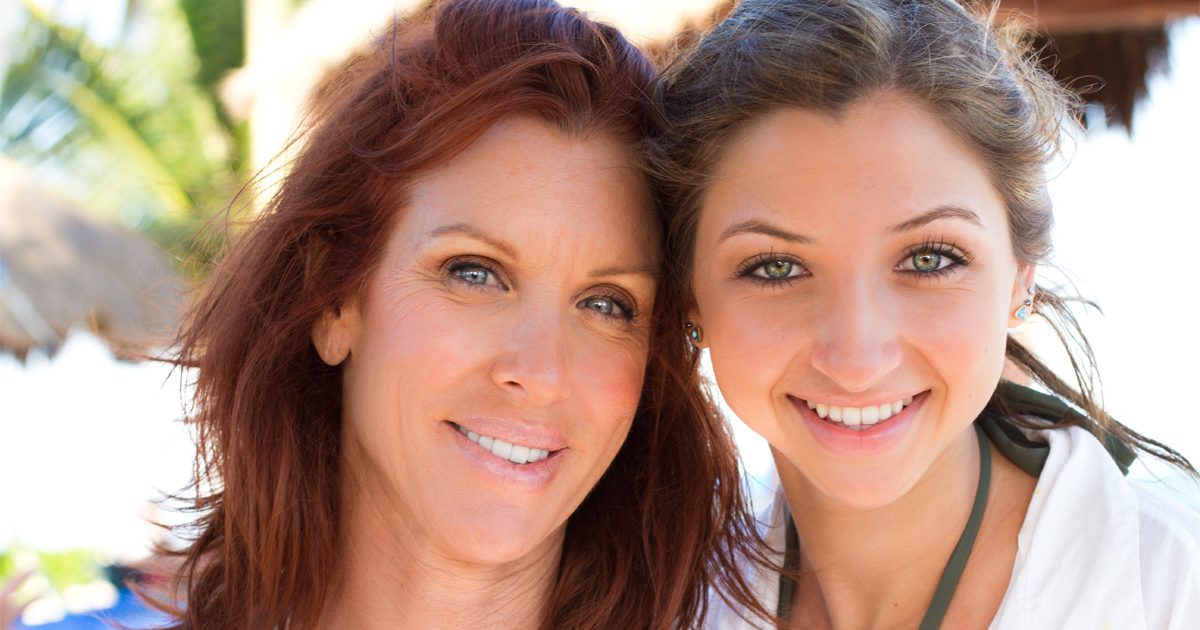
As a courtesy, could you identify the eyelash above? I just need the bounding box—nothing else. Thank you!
[896,237,974,279]
[580,290,638,322]
[732,238,973,287]
[733,252,809,287]
[446,257,508,290]
[445,258,637,322]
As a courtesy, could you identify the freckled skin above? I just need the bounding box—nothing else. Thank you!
[317,116,659,568]
[691,93,1035,510]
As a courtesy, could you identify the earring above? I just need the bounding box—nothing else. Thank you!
[1014,287,1035,321]
[685,322,704,346]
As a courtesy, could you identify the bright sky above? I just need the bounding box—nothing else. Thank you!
[2,7,1198,558]
[0,332,193,559]
[1046,17,1200,500]
[1046,19,1200,469]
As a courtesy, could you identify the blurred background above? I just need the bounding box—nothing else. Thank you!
[1,0,1198,626]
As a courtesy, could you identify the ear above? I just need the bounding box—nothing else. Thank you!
[312,297,360,366]
[1007,264,1037,328]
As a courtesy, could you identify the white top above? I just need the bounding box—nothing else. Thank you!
[707,426,1200,629]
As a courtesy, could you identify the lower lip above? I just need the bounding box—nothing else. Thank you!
[443,422,565,490]
[788,393,928,458]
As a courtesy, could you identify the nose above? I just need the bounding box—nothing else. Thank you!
[490,305,571,405]
[809,280,902,392]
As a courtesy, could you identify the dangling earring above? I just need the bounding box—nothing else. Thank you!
[685,322,704,346]
[1014,287,1035,321]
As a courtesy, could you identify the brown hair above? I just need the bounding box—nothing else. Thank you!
[148,0,769,627]
[646,0,1193,470]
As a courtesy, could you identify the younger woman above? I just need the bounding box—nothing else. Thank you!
[649,0,1200,627]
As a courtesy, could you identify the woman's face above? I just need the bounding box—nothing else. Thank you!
[319,116,657,565]
[690,93,1034,510]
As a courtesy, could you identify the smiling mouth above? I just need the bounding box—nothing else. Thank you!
[798,393,922,431]
[452,423,553,465]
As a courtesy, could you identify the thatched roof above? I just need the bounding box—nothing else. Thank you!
[0,156,185,359]
[1032,26,1170,131]
[647,0,1198,132]
[995,1,1198,130]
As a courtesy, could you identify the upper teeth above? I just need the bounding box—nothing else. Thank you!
[456,425,551,465]
[805,396,915,429]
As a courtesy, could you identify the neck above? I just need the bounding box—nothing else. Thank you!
[319,467,560,629]
[778,426,980,629]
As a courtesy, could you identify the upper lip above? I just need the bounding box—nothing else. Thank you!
[449,418,567,451]
[788,392,925,408]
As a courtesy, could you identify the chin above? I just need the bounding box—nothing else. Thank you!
[805,463,923,512]
[439,504,563,565]
[825,482,911,512]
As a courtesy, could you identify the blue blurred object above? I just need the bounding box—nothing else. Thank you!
[13,587,173,629]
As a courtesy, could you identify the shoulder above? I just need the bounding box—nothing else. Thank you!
[993,425,1200,629]
[1131,476,1200,555]
[1129,478,1200,626]
[1046,426,1200,561]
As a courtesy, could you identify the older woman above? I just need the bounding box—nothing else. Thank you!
[649,0,1200,628]
[149,1,765,628]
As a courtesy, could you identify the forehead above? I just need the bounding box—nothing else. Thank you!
[396,116,658,261]
[701,93,1009,237]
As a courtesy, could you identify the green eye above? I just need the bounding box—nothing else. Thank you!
[897,240,971,277]
[738,255,808,284]
[911,252,943,273]
[758,260,795,279]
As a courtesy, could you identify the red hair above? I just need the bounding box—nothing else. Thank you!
[149,0,770,627]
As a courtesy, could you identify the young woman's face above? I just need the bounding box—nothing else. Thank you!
[691,93,1033,509]
[320,116,657,564]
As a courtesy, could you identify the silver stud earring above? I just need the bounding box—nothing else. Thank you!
[685,322,703,346]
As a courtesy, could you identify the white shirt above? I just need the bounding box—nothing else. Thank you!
[707,426,1200,629]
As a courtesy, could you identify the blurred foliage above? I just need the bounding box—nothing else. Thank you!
[0,0,248,280]
[0,545,103,592]
[0,549,12,576]
[180,0,245,94]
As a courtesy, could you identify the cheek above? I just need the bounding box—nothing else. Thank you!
[344,283,492,441]
[907,289,1010,405]
[360,284,507,401]
[700,292,814,429]
[370,283,477,359]
[574,336,648,431]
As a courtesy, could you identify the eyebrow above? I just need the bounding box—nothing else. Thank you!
[889,205,982,233]
[717,219,814,245]
[589,264,659,280]
[430,223,656,279]
[428,223,517,259]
